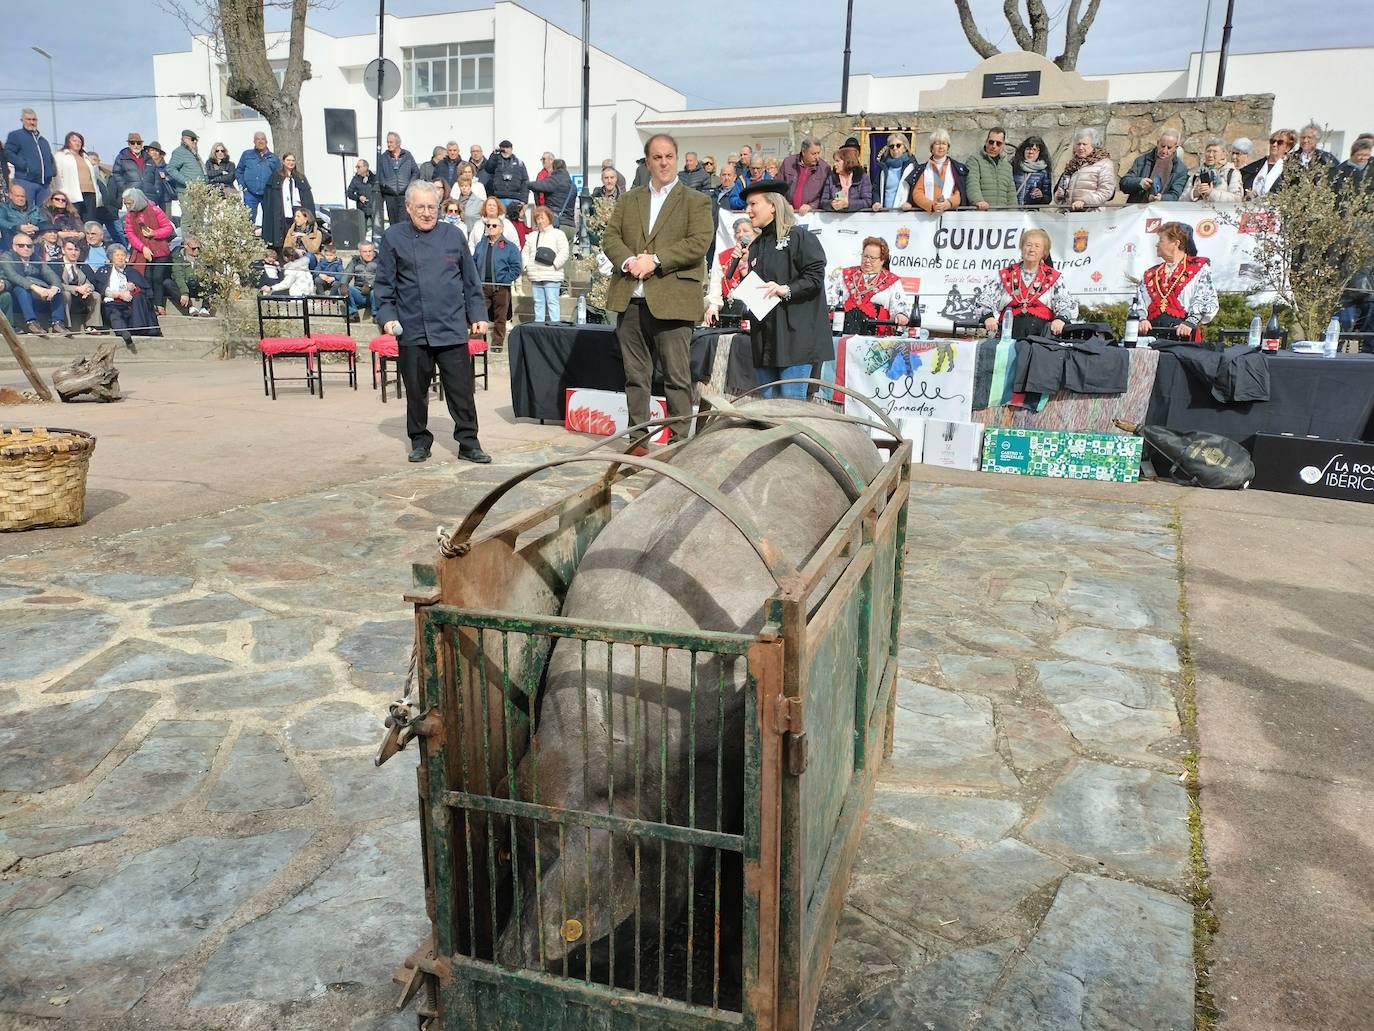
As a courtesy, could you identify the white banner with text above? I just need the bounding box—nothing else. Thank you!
[717,203,1265,331]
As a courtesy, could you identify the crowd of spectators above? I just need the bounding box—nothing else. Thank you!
[3,102,1371,343]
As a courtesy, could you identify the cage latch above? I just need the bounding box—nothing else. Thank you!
[775,696,808,775]
[375,700,444,767]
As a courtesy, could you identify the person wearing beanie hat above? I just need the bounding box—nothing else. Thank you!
[168,129,206,201]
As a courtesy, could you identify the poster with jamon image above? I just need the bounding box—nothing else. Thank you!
[1249,434,1374,504]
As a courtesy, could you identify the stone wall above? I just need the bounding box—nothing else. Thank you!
[792,94,1275,195]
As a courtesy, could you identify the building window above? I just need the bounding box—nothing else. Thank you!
[403,41,494,110]
[220,61,287,121]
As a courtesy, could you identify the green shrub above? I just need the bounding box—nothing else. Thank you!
[1079,293,1295,343]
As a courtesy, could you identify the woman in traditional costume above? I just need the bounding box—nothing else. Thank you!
[975,228,1079,337]
[825,235,915,336]
[1135,221,1217,340]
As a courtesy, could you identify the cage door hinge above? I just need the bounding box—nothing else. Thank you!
[775,696,807,776]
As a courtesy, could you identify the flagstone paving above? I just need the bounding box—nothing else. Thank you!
[0,450,1194,1029]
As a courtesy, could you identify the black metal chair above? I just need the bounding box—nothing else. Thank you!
[257,296,319,400]
[306,294,358,390]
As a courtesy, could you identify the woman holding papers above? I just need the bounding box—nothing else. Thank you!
[973,228,1079,338]
[739,179,830,399]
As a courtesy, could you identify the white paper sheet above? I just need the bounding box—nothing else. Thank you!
[731,271,782,320]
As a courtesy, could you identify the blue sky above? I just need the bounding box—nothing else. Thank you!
[2,0,1366,161]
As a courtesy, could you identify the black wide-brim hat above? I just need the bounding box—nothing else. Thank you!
[739,180,789,201]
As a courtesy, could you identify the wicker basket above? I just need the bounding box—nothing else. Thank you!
[0,426,97,531]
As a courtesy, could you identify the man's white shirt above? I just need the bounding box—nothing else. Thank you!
[626,177,678,298]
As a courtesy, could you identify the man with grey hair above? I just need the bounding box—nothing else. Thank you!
[5,108,55,204]
[678,152,710,191]
[438,141,463,186]
[0,231,63,335]
[375,180,491,465]
[1119,129,1189,203]
[378,132,421,228]
[1295,123,1336,170]
[779,137,830,214]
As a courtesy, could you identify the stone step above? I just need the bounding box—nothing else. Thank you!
[158,314,226,342]
[0,334,222,367]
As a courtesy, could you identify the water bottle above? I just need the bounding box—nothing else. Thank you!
[576,294,587,325]
[1261,309,1282,354]
[999,309,1012,342]
[1323,317,1340,357]
[1123,300,1141,348]
[1247,315,1262,348]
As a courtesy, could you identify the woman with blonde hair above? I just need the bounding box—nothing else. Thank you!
[975,227,1079,338]
[741,180,830,398]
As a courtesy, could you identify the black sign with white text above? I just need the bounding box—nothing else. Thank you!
[1250,434,1374,504]
[982,71,1042,99]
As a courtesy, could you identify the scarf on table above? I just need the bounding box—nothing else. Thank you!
[922,157,954,203]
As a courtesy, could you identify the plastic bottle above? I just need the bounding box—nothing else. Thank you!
[1247,315,1262,347]
[1123,300,1141,347]
[999,309,1013,342]
[576,295,587,325]
[1323,317,1341,357]
[1261,310,1282,354]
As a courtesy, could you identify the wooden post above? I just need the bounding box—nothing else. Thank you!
[0,310,54,402]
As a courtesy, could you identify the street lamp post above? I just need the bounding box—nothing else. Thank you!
[31,47,56,137]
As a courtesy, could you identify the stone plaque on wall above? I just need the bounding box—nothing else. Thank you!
[920,51,1107,109]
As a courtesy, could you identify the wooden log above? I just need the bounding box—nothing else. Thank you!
[0,309,54,402]
[53,341,122,403]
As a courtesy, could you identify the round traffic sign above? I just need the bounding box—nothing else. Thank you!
[365,58,401,102]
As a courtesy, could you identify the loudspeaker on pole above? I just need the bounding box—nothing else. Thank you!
[324,108,359,156]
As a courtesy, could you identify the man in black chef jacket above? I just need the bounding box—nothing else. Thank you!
[375,180,492,464]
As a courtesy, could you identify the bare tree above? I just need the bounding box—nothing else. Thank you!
[953,0,1103,70]
[159,0,327,171]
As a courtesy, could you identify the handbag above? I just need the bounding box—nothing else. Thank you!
[533,231,556,266]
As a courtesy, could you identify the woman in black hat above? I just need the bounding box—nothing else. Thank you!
[740,179,831,398]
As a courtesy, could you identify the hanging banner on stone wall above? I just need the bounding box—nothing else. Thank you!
[834,335,976,424]
[717,203,1265,331]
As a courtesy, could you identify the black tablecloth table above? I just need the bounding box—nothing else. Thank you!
[508,322,736,421]
[1145,347,1374,448]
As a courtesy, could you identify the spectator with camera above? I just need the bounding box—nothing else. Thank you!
[1186,138,1244,202]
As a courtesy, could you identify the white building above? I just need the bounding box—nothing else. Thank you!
[151,1,685,206]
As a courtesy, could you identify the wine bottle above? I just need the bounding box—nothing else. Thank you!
[1261,309,1282,354]
[1123,300,1141,347]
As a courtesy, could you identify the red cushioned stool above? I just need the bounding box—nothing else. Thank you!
[468,337,489,392]
[369,335,400,402]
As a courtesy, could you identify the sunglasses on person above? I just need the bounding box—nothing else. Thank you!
[484,221,502,228]
[703,160,715,167]
[986,139,1005,147]
[185,245,200,253]
[50,196,68,203]
[890,143,905,151]
[13,242,33,249]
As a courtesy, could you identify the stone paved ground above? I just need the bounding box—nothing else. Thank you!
[0,449,1194,1030]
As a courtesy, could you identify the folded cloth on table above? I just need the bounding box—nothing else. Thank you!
[1014,334,1129,396]
[1153,341,1270,403]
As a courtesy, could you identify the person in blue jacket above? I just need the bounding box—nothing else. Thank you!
[1119,130,1190,203]
[235,131,281,225]
[375,181,491,465]
[472,213,522,352]
[6,109,55,203]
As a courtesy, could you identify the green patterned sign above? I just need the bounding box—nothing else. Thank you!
[982,428,1144,483]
